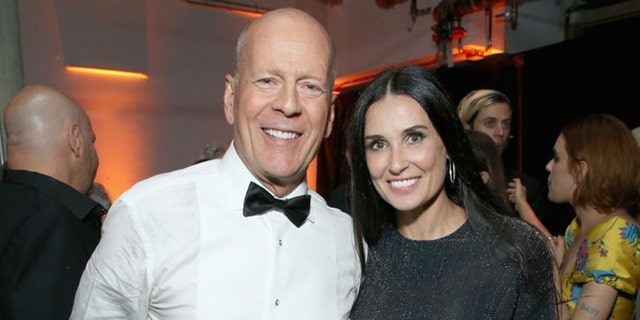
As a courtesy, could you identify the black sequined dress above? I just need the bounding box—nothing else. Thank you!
[350,219,557,320]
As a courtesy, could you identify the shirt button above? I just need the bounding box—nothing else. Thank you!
[275,299,280,306]
[278,239,283,246]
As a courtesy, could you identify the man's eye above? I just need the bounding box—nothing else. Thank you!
[306,83,320,90]
[255,78,277,88]
[300,82,326,98]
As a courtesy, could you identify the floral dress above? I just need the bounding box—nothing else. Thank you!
[562,216,640,320]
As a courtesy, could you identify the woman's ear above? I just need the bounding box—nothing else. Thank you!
[577,160,589,181]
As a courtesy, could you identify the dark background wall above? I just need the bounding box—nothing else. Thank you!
[516,25,640,234]
[318,20,640,235]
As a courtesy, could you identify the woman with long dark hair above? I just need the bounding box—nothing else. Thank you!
[348,65,558,319]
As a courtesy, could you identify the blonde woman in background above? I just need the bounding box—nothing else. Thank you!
[457,89,547,222]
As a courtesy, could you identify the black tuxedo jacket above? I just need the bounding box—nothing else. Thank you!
[0,170,102,320]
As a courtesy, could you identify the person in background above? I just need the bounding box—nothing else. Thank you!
[466,129,515,216]
[191,141,227,164]
[457,89,547,221]
[0,85,102,320]
[633,124,640,320]
[87,182,112,224]
[71,8,362,319]
[632,126,640,220]
[510,113,640,320]
[509,176,554,239]
[347,65,557,319]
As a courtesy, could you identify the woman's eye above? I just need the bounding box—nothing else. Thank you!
[367,140,386,151]
[407,133,424,144]
[483,120,496,128]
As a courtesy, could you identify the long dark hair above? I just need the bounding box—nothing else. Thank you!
[466,130,515,216]
[348,65,545,283]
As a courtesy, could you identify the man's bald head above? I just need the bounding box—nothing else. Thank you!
[235,8,337,87]
[3,85,98,193]
[5,85,79,147]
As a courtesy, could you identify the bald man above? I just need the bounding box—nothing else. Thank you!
[0,85,102,320]
[71,8,362,320]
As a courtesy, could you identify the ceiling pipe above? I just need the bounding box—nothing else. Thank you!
[376,0,409,9]
[408,0,432,31]
[184,0,274,15]
[433,0,505,22]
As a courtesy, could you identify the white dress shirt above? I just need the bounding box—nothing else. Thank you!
[70,143,362,319]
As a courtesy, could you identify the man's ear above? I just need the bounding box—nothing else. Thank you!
[223,74,236,125]
[68,123,82,158]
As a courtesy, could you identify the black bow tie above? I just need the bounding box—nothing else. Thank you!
[243,182,311,228]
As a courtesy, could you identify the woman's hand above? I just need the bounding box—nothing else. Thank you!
[507,177,528,212]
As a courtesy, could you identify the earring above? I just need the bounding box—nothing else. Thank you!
[448,158,456,184]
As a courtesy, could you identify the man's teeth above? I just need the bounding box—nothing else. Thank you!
[265,129,299,140]
[390,178,417,188]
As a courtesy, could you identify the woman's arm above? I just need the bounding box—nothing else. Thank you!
[508,178,553,238]
[566,282,617,320]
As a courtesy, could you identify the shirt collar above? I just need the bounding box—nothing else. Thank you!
[2,169,100,220]
[217,141,310,206]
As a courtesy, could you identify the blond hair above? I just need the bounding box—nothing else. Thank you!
[457,89,511,128]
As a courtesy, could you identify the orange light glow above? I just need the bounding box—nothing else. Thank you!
[183,0,265,18]
[306,156,317,192]
[455,44,504,61]
[86,94,151,201]
[334,44,504,92]
[66,66,149,79]
[225,9,262,18]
